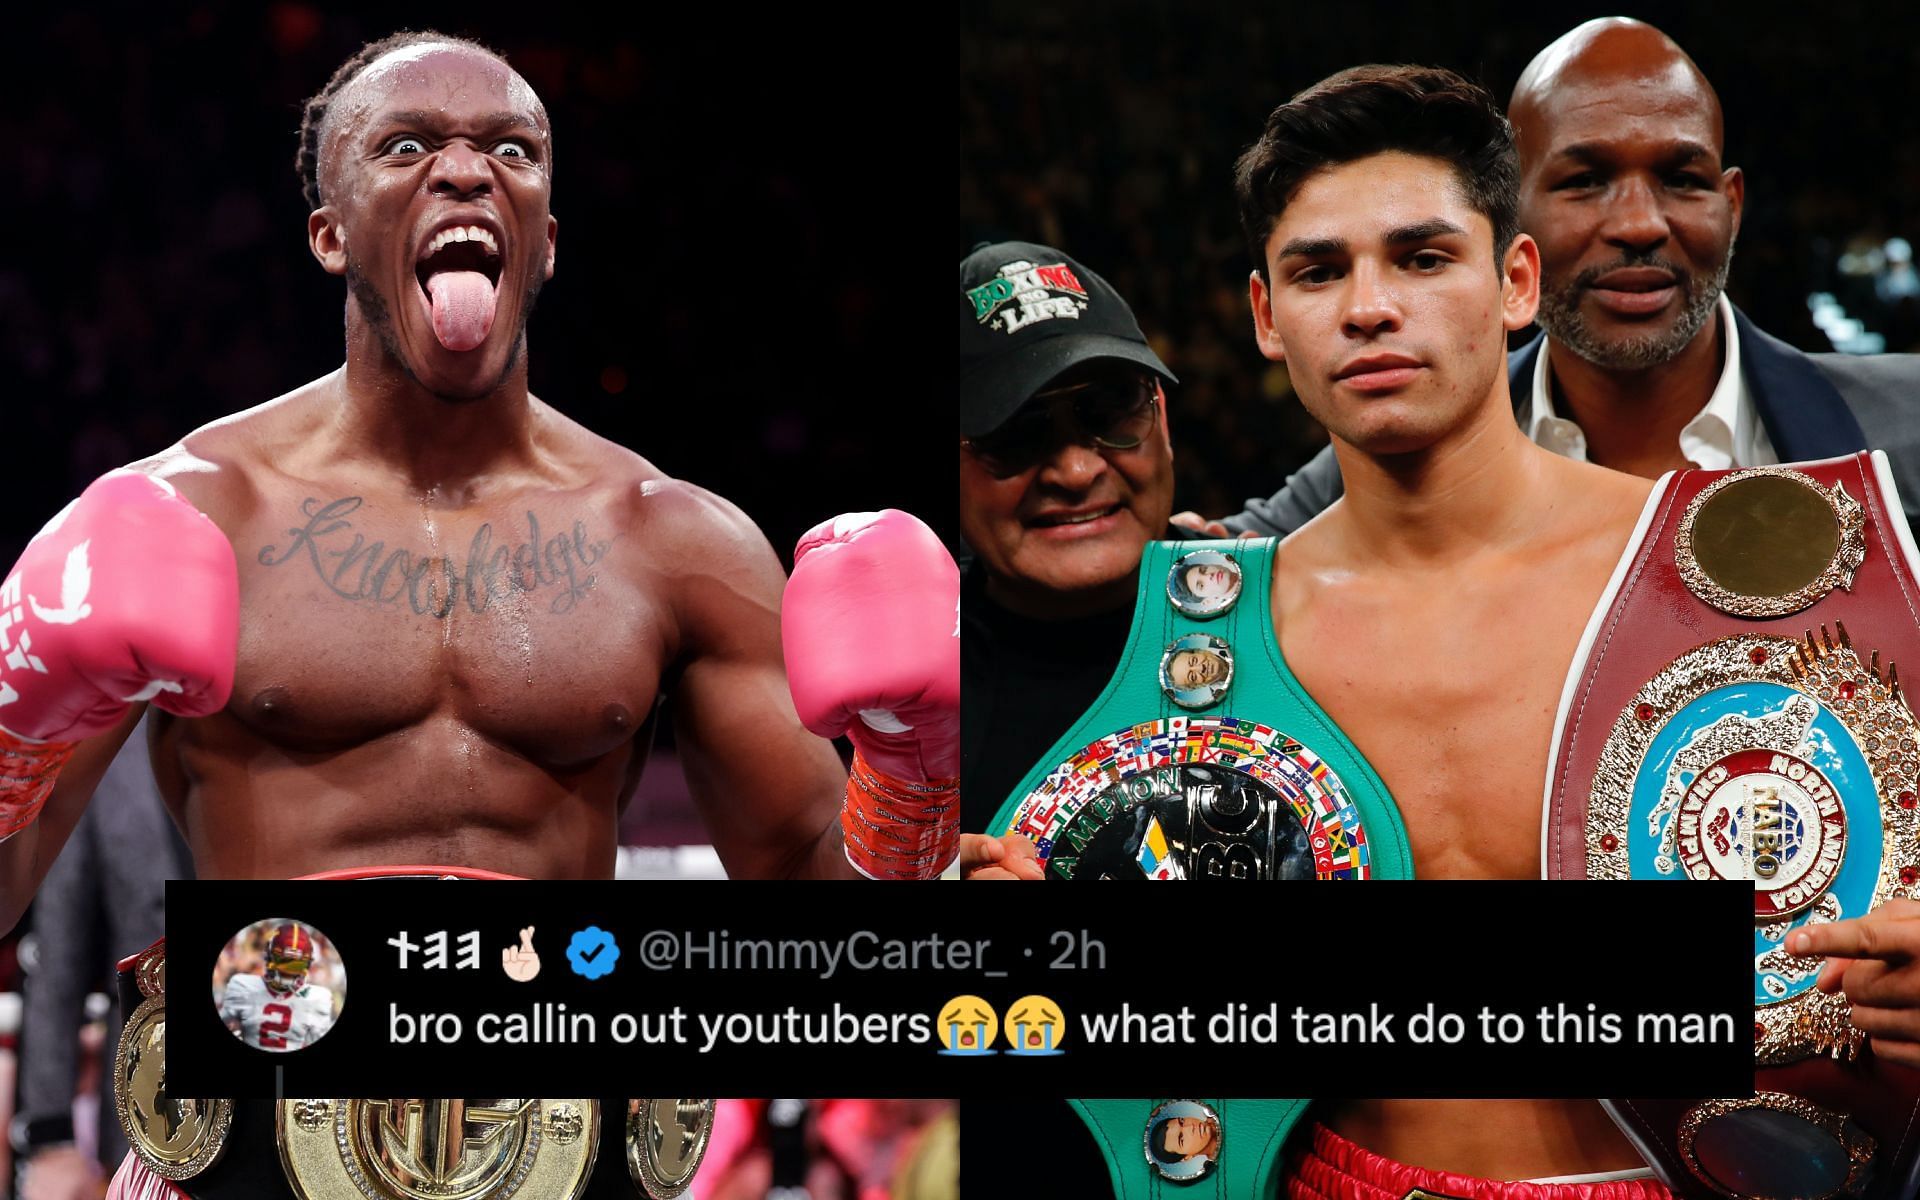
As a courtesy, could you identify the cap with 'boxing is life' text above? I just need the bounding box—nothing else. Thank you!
[958,241,1175,437]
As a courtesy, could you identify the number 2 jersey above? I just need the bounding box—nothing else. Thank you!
[219,972,336,1051]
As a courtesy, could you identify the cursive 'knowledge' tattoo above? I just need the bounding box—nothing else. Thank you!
[258,497,612,618]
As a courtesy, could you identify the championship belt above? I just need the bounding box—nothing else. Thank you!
[110,868,716,1199]
[1545,453,1920,1200]
[114,939,234,1183]
[1070,1097,1307,1197]
[986,538,1413,884]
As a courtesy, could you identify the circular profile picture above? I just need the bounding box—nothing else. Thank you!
[1143,1099,1222,1183]
[1166,550,1243,619]
[1159,633,1234,709]
[212,918,345,1053]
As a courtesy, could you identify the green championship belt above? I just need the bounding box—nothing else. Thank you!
[1071,1098,1310,1197]
[986,538,1413,883]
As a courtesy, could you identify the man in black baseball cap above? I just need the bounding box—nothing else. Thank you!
[960,241,1178,437]
[957,240,1192,858]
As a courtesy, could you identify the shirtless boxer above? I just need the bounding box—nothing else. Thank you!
[1228,63,1656,1189]
[0,30,959,913]
[966,62,1669,1185]
[0,32,956,1200]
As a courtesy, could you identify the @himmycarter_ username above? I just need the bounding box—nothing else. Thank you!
[646,929,996,980]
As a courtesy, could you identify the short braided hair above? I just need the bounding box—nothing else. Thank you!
[294,29,506,211]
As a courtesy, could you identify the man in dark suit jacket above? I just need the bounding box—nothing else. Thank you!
[12,715,190,1197]
[1196,18,1920,538]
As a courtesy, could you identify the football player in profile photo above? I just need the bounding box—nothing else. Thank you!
[215,920,344,1052]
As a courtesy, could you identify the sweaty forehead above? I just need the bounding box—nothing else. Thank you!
[322,44,548,165]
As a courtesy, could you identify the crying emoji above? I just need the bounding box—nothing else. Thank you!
[1004,995,1067,1056]
[935,995,999,1055]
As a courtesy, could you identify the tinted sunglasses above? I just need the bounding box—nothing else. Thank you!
[962,375,1160,478]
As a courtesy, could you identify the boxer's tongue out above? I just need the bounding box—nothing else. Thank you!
[425,271,497,351]
[417,231,502,352]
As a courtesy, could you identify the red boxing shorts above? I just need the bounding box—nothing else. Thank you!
[1288,1123,1673,1200]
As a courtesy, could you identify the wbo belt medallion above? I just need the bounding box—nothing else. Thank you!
[1587,624,1920,1064]
[1550,454,1920,1200]
[114,940,234,1181]
[275,1098,600,1200]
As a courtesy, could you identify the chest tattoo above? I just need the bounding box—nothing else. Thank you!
[258,496,612,618]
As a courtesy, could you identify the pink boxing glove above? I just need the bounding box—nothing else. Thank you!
[0,472,239,838]
[782,510,960,879]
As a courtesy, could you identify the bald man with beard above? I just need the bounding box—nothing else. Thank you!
[1190,17,1920,539]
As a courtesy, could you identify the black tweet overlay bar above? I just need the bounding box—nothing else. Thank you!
[167,880,1751,1098]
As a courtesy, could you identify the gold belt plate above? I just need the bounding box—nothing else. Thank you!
[276,1098,599,1200]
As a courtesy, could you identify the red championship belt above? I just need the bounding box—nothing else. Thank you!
[1546,452,1920,1200]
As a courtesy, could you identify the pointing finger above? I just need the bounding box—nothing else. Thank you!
[1790,918,1910,963]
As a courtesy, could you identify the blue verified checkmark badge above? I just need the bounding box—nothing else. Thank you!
[566,926,620,980]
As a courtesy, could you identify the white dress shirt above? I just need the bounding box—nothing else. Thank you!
[1524,293,1779,470]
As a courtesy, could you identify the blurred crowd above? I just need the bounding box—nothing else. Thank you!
[693,1099,957,1200]
[961,1,1920,518]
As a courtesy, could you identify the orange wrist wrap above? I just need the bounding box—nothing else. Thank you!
[0,726,78,841]
[841,751,960,880]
